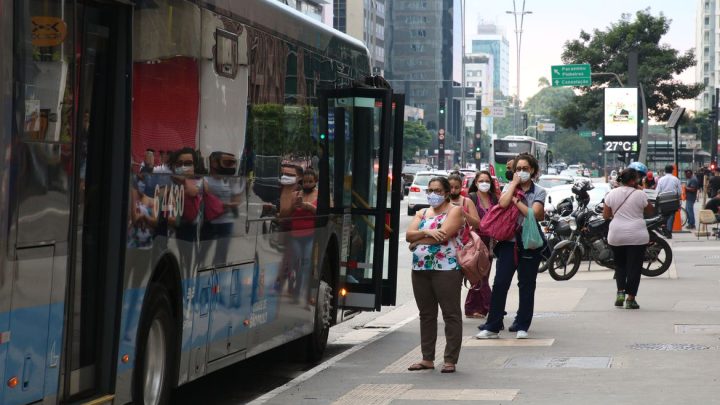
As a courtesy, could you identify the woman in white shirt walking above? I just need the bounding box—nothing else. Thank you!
[602,167,655,309]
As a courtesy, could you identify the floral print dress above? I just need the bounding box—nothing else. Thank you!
[412,210,462,271]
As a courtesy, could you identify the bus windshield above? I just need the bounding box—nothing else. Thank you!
[495,140,532,154]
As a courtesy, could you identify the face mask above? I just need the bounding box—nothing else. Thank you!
[302,186,315,194]
[450,192,460,199]
[427,192,445,208]
[280,175,297,186]
[518,171,531,183]
[174,166,191,175]
[215,166,236,176]
[477,183,491,193]
[505,170,514,181]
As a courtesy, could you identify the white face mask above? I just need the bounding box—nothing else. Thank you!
[477,182,491,193]
[280,175,297,186]
[174,166,192,175]
[518,171,531,183]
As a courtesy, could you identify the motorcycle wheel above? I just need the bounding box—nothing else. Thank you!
[537,238,555,273]
[548,244,582,281]
[641,233,672,277]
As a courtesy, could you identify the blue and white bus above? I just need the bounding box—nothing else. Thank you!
[0,1,403,404]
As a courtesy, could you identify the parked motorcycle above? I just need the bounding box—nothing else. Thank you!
[546,181,673,281]
[538,196,575,273]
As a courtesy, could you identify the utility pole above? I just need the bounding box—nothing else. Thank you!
[460,0,467,167]
[475,95,483,166]
[507,1,532,135]
[712,88,719,166]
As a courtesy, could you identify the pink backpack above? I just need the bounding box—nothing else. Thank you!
[457,231,491,285]
[479,190,524,241]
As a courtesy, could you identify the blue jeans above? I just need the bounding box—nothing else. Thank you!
[686,196,696,227]
[484,241,542,333]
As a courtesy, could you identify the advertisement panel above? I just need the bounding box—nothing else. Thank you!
[604,87,638,137]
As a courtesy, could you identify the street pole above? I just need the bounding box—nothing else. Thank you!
[460,0,466,167]
[507,1,532,135]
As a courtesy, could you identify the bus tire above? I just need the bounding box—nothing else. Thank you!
[133,283,178,405]
[304,257,333,362]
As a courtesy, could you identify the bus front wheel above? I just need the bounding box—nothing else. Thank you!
[133,283,178,405]
[303,257,333,362]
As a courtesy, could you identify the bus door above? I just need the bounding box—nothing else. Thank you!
[319,87,402,311]
[63,2,131,401]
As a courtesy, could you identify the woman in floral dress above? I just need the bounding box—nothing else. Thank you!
[405,177,464,373]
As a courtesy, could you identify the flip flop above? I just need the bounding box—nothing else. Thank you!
[407,363,434,371]
[441,364,456,373]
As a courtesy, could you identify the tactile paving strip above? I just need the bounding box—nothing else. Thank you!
[380,337,471,373]
[331,384,413,405]
[629,343,711,351]
[503,356,612,369]
[464,338,555,347]
[399,388,519,401]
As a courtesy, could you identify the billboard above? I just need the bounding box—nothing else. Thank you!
[604,87,638,137]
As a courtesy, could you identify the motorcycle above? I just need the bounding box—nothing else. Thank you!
[546,181,673,281]
[538,196,575,273]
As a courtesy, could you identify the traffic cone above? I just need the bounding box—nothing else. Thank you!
[672,209,682,232]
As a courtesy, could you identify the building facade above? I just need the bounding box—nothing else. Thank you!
[280,0,332,24]
[470,22,509,99]
[334,0,385,74]
[386,0,454,137]
[696,0,717,111]
[463,54,494,133]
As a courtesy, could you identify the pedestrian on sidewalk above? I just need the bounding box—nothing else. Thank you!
[684,169,699,229]
[709,168,720,199]
[463,170,497,319]
[406,177,464,373]
[475,153,546,340]
[656,164,682,238]
[603,168,655,309]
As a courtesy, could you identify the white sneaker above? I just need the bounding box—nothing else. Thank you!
[474,330,499,339]
[516,330,528,339]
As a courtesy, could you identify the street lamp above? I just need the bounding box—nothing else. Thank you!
[460,0,467,167]
[506,1,532,136]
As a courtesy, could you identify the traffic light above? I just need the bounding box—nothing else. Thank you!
[439,99,446,115]
[712,161,718,171]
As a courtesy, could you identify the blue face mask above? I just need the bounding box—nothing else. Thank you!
[427,192,445,208]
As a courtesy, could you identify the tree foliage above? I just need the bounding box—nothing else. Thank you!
[682,111,712,152]
[403,120,432,161]
[557,9,703,130]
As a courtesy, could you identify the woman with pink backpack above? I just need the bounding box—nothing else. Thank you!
[463,170,498,319]
[475,154,546,340]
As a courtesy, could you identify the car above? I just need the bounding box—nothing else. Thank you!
[401,163,432,195]
[559,169,579,179]
[545,182,611,210]
[537,174,574,189]
[407,171,448,215]
[547,167,558,175]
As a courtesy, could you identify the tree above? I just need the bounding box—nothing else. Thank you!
[557,9,703,130]
[537,76,550,88]
[682,111,712,153]
[553,132,596,164]
[402,120,432,161]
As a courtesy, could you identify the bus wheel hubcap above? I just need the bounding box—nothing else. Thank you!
[144,318,167,405]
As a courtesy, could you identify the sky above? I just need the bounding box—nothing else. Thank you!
[459,0,699,109]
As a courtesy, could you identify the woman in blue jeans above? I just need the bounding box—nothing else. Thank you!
[475,153,546,339]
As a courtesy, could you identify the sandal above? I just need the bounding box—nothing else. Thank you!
[441,364,456,373]
[407,362,434,371]
[466,313,486,319]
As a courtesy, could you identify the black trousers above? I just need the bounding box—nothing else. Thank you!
[611,245,646,296]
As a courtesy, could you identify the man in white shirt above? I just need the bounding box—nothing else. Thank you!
[656,164,682,237]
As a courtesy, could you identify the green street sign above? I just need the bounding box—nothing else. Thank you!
[579,130,592,138]
[551,64,591,86]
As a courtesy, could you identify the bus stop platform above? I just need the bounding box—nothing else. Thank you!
[250,232,720,405]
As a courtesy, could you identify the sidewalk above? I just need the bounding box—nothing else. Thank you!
[256,232,720,405]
